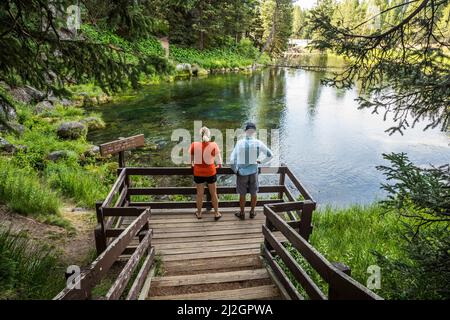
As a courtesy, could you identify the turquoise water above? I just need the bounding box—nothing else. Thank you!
[88,68,449,206]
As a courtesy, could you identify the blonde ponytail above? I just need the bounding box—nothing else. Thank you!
[200,126,211,142]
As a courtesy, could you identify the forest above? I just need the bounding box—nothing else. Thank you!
[0,0,449,301]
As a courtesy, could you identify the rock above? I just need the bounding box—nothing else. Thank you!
[176,63,192,76]
[97,94,112,104]
[0,99,17,121]
[46,94,61,105]
[155,139,168,149]
[84,145,100,157]
[34,100,54,115]
[47,150,69,161]
[80,117,105,131]
[60,98,72,107]
[9,123,25,135]
[0,122,24,135]
[82,95,97,107]
[57,121,87,140]
[10,85,45,104]
[0,137,16,153]
[233,67,240,72]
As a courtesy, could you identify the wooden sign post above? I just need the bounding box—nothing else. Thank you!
[99,134,145,168]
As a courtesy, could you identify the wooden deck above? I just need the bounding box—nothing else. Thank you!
[123,208,283,300]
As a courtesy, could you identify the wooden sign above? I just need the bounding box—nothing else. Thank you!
[100,134,145,157]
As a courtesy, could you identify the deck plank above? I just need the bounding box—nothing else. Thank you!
[152,269,269,287]
[162,248,261,262]
[164,255,262,273]
[149,285,280,300]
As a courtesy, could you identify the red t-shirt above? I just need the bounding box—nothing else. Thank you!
[189,141,220,177]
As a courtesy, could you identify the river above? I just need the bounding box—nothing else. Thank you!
[88,67,449,206]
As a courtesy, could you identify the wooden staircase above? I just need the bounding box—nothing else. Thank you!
[136,208,283,300]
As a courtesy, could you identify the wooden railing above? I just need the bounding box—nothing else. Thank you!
[262,203,382,300]
[54,208,154,300]
[94,165,314,254]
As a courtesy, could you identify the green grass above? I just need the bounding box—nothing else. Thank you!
[0,229,65,299]
[280,204,407,299]
[45,163,115,208]
[0,158,67,227]
[1,88,118,212]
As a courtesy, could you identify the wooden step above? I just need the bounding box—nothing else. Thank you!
[153,232,263,244]
[149,285,280,300]
[152,269,269,288]
[162,248,261,262]
[158,242,261,255]
[153,227,262,239]
[164,254,262,273]
[154,237,263,250]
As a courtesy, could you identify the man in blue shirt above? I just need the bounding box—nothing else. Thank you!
[230,122,273,220]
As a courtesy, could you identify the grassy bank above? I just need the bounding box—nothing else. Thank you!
[281,204,409,299]
[0,229,65,299]
[66,26,270,101]
[0,89,117,227]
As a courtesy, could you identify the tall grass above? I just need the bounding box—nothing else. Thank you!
[45,163,114,208]
[281,204,407,299]
[0,229,65,299]
[0,158,65,226]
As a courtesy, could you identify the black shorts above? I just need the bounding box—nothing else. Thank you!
[194,175,217,184]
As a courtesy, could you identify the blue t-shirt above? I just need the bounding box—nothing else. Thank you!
[230,137,273,176]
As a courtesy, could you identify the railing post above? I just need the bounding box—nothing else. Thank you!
[278,164,286,200]
[124,168,131,203]
[95,202,107,256]
[263,206,274,251]
[298,201,314,241]
[329,262,351,300]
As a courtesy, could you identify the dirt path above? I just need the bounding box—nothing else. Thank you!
[0,204,96,266]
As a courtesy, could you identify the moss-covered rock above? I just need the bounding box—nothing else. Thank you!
[80,117,106,131]
[56,121,87,140]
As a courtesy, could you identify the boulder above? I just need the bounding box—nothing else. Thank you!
[80,117,105,131]
[83,145,100,157]
[176,63,192,76]
[0,137,16,153]
[47,150,69,161]
[82,95,97,107]
[60,98,73,107]
[0,122,24,135]
[57,121,87,140]
[97,94,112,104]
[0,99,17,121]
[34,100,54,115]
[10,85,45,104]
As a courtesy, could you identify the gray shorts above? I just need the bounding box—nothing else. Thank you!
[236,173,259,195]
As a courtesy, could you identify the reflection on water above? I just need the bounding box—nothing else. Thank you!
[88,68,449,206]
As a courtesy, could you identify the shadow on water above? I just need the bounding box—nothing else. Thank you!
[88,67,449,206]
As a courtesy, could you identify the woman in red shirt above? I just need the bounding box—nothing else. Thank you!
[189,126,222,220]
